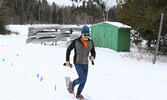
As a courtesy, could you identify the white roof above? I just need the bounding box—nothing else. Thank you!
[93,21,131,28]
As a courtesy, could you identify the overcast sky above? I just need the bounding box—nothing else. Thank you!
[47,0,116,7]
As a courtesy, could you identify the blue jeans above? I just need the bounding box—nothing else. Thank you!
[72,64,88,95]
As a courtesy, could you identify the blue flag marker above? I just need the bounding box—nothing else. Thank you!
[3,58,5,62]
[37,73,39,78]
[55,85,56,91]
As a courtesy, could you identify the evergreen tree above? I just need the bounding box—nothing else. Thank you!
[0,0,111,25]
[57,8,63,24]
[64,6,73,24]
[71,0,83,24]
[108,6,116,21]
[86,0,105,23]
[0,0,11,34]
[116,0,167,54]
[52,2,57,23]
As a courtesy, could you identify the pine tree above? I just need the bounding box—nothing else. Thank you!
[57,8,63,24]
[116,0,167,54]
[52,2,57,23]
[108,6,116,21]
[0,0,11,34]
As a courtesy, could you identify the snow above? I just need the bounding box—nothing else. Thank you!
[105,21,131,28]
[0,25,167,100]
[47,0,117,7]
[93,21,131,28]
[47,0,73,6]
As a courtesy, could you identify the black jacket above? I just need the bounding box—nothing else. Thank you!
[66,37,96,65]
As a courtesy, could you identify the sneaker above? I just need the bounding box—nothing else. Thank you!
[68,82,74,93]
[76,94,84,100]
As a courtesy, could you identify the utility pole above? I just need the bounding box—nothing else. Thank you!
[153,13,164,64]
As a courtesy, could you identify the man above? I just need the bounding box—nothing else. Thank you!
[65,25,96,100]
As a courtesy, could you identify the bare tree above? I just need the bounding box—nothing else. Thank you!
[0,0,3,8]
[104,0,114,21]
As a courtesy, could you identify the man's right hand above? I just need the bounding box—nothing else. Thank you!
[66,61,70,67]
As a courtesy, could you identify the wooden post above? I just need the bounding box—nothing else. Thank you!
[153,13,164,64]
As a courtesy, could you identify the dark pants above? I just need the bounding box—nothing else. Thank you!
[72,64,88,95]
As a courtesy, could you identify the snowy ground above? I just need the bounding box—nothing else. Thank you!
[0,25,167,100]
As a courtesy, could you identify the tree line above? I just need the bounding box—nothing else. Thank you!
[0,0,116,34]
[0,0,116,24]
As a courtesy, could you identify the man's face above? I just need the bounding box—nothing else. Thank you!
[82,33,90,41]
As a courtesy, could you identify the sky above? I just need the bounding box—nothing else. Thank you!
[47,0,117,7]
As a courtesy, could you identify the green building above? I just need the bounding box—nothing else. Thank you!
[90,21,131,52]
